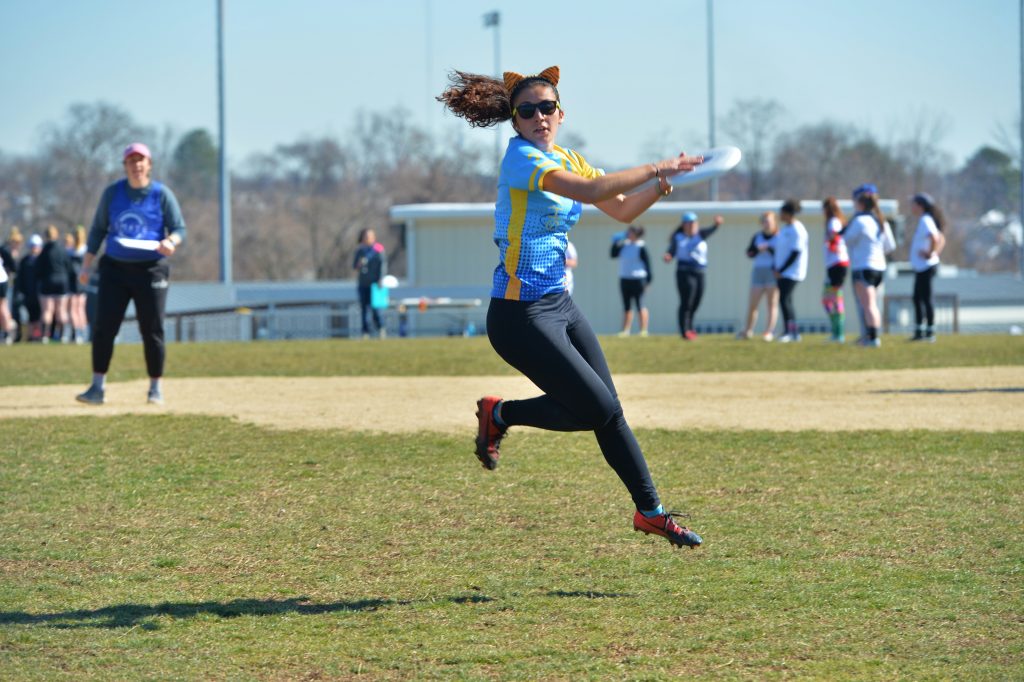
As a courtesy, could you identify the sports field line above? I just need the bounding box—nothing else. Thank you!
[1,366,1021,433]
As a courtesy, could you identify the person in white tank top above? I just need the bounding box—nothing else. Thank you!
[908,192,946,342]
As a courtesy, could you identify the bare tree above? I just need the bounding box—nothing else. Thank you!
[891,108,952,192]
[721,98,787,199]
[39,102,152,229]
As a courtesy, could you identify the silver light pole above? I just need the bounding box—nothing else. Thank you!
[484,11,501,169]
[707,0,718,201]
[217,0,232,284]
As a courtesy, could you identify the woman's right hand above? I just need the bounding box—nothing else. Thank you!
[655,153,704,179]
[78,270,89,286]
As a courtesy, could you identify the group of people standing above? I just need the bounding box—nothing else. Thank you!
[737,186,945,346]
[610,184,945,347]
[0,224,89,345]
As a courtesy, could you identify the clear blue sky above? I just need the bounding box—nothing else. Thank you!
[0,0,1018,171]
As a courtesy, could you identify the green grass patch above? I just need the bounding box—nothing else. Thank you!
[1,416,1021,679]
[1,333,1021,385]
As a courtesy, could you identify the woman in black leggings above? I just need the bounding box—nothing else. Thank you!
[439,65,703,549]
[908,193,946,342]
[663,212,721,340]
[772,200,809,342]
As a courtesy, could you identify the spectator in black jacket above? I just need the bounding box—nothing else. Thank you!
[16,235,43,341]
[0,228,20,344]
[36,225,73,343]
[352,228,386,338]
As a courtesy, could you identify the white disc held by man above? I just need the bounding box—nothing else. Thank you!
[668,146,742,187]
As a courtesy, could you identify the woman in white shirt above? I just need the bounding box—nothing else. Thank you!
[772,199,808,343]
[821,197,849,342]
[842,185,892,347]
[908,192,946,342]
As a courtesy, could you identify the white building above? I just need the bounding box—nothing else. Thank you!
[389,200,900,336]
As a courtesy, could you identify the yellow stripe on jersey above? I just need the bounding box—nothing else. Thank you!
[527,153,559,191]
[502,187,528,300]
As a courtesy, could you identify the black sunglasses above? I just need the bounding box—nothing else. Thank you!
[513,100,560,120]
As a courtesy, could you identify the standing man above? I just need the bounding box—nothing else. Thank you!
[352,228,385,338]
[76,143,186,405]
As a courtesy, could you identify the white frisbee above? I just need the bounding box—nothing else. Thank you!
[668,146,742,187]
[114,237,161,251]
[381,274,399,289]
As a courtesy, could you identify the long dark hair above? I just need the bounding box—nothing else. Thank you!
[822,196,844,224]
[913,194,946,233]
[437,71,560,129]
[858,193,887,232]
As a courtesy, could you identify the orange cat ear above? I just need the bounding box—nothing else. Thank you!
[537,66,560,87]
[503,71,525,93]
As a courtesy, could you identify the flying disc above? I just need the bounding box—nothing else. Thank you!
[381,274,399,289]
[668,146,742,187]
[114,237,161,250]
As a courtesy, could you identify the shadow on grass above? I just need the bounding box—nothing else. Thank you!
[871,387,1024,394]
[0,594,494,630]
[546,591,634,599]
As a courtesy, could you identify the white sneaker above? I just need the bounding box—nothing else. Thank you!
[616,330,630,338]
[761,332,774,342]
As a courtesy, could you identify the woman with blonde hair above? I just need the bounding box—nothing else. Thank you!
[36,225,72,343]
[65,226,89,343]
[738,211,779,341]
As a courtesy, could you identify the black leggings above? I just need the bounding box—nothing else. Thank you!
[486,293,659,511]
[913,266,937,327]
[777,277,799,329]
[92,258,169,378]
[675,268,704,335]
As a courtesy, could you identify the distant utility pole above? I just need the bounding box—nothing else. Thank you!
[1019,0,1023,277]
[707,0,718,201]
[217,0,232,284]
[484,10,501,169]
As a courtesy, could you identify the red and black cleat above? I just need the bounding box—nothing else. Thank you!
[633,510,703,549]
[474,395,507,470]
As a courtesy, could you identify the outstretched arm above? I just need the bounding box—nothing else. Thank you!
[542,153,703,223]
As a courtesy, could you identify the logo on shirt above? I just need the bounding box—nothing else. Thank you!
[113,209,149,238]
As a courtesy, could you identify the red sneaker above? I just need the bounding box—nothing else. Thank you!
[475,396,507,470]
[633,510,703,549]
[683,330,698,341]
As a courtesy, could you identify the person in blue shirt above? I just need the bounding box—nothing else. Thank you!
[75,142,186,405]
[663,212,723,340]
[439,65,703,550]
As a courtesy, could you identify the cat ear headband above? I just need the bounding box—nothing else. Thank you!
[503,66,560,94]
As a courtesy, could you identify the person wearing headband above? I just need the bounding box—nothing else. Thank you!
[438,66,704,550]
[908,192,946,342]
[75,142,186,405]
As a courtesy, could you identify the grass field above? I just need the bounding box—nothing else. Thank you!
[1,335,1022,680]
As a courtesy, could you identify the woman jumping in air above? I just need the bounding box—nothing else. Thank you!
[438,65,703,549]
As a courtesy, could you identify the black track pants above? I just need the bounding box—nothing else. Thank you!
[92,258,169,377]
[913,266,937,327]
[675,268,704,335]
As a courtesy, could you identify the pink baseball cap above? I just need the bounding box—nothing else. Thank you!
[123,142,152,160]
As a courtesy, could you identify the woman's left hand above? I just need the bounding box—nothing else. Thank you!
[157,239,177,257]
[655,153,704,178]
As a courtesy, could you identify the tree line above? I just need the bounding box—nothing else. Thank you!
[0,100,1020,280]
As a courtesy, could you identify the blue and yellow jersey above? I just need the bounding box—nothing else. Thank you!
[491,136,603,301]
